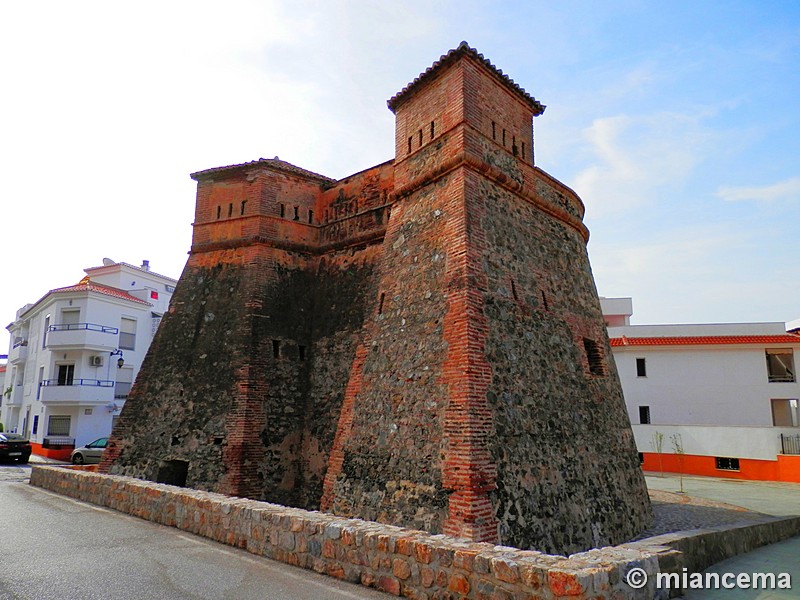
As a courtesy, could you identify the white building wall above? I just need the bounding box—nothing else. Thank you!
[614,346,799,427]
[1,261,177,449]
[604,307,800,465]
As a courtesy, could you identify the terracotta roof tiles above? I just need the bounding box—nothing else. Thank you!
[191,157,335,184]
[49,281,152,306]
[387,41,545,115]
[610,335,800,347]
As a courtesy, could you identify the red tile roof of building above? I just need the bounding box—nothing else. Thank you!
[610,334,800,347]
[387,41,546,115]
[190,157,335,184]
[49,278,152,306]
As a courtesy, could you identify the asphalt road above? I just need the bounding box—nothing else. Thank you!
[0,463,390,600]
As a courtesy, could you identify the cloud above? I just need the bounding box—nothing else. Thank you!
[716,177,800,203]
[571,112,716,217]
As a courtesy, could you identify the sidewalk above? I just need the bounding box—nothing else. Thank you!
[643,472,800,599]
[644,472,800,516]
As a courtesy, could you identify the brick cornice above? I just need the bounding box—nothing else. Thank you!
[392,149,590,243]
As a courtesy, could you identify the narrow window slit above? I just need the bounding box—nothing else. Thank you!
[272,340,280,359]
[408,136,413,153]
[511,279,518,301]
[216,206,221,220]
[308,209,314,224]
[492,121,496,140]
[541,291,549,311]
[378,292,385,315]
[502,129,506,146]
[430,121,435,139]
[293,206,299,221]
[583,338,606,376]
[418,129,423,146]
[280,203,285,218]
[240,200,247,215]
[228,203,233,218]
[299,345,306,361]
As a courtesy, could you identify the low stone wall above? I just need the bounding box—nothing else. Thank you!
[29,466,800,599]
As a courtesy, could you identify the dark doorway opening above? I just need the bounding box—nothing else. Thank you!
[156,460,189,487]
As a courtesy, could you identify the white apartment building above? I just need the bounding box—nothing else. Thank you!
[601,298,800,482]
[1,260,176,459]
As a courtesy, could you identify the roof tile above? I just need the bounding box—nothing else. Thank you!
[610,334,800,347]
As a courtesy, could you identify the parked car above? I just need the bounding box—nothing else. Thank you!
[70,437,109,465]
[0,433,32,463]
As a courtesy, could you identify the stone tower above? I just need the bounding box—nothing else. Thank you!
[102,43,651,555]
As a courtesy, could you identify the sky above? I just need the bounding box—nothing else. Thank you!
[1,0,799,352]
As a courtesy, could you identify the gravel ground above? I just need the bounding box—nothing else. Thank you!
[631,489,769,540]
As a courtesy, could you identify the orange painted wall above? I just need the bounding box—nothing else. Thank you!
[641,452,800,483]
[30,442,72,461]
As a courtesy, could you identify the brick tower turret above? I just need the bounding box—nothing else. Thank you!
[102,43,651,555]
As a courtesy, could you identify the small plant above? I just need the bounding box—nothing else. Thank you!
[2,386,11,399]
[650,431,665,477]
[671,433,686,493]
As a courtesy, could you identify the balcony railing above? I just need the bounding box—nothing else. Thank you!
[42,379,114,388]
[768,374,796,383]
[49,323,119,334]
[45,323,119,350]
[780,433,800,455]
[39,379,115,404]
[8,341,28,364]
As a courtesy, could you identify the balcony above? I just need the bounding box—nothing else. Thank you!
[39,379,114,404]
[46,323,119,351]
[3,385,24,406]
[8,341,28,364]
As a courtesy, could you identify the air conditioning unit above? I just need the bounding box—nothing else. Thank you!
[89,355,104,367]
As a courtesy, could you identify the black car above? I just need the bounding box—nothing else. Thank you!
[0,433,32,463]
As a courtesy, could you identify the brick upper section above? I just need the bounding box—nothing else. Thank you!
[388,42,545,115]
[610,334,800,347]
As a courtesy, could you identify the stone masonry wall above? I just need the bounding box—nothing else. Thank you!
[321,174,456,533]
[32,466,800,600]
[475,172,651,554]
[102,259,252,491]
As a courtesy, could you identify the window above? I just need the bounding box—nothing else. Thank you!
[636,358,647,377]
[57,364,75,386]
[47,415,71,437]
[115,367,133,399]
[37,366,44,399]
[766,349,795,382]
[583,338,606,376]
[42,315,50,348]
[772,399,800,427]
[240,200,247,216]
[272,340,281,359]
[308,209,314,224]
[638,406,651,424]
[60,309,80,327]
[120,318,136,350]
[715,457,740,471]
[280,203,286,218]
[32,415,39,435]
